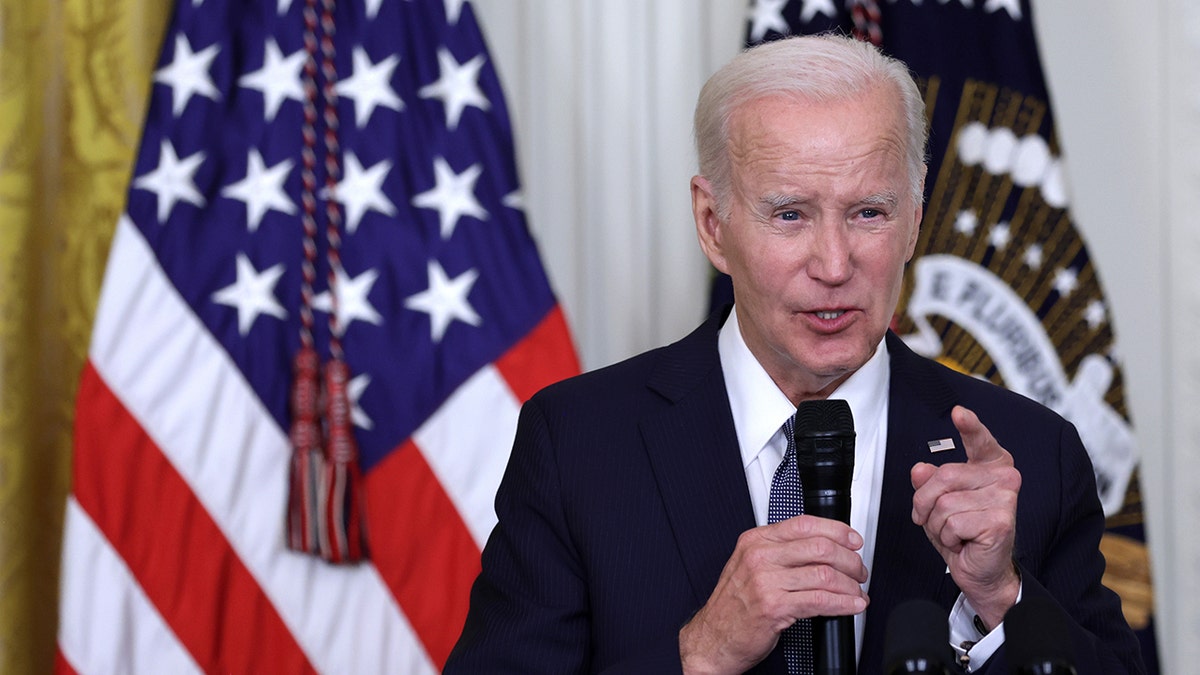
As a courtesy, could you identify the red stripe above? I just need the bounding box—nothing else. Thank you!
[365,309,579,667]
[494,304,580,403]
[71,362,316,674]
[365,439,481,669]
[54,648,78,675]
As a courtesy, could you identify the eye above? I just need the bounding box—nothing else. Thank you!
[859,208,884,219]
[779,210,800,221]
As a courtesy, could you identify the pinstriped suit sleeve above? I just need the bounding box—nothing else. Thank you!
[445,397,592,673]
[444,394,688,674]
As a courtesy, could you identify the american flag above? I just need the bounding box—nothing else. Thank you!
[57,0,578,672]
[737,1,1159,671]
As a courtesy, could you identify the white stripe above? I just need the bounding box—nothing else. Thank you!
[58,498,202,675]
[85,216,439,674]
[414,364,520,547]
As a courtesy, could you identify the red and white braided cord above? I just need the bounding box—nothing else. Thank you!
[848,0,883,46]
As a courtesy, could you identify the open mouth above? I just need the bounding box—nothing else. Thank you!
[814,310,846,320]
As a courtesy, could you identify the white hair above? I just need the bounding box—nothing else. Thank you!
[694,33,928,219]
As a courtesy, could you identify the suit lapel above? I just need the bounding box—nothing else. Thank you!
[638,311,758,605]
[859,334,966,671]
[635,324,975,673]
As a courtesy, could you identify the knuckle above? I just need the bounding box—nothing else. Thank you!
[736,529,760,548]
[808,537,833,559]
[792,515,815,535]
[814,564,838,588]
[742,545,769,568]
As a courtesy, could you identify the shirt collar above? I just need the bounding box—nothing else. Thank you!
[718,305,891,470]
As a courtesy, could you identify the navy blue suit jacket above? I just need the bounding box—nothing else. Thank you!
[446,310,1144,674]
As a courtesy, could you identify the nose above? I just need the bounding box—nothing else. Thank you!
[805,223,853,285]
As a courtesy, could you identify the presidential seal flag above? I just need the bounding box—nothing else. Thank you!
[740,0,1159,670]
[57,0,579,672]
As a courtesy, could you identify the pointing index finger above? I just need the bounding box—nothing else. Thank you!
[951,405,1009,465]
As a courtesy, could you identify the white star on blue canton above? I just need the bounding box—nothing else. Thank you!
[444,0,466,24]
[133,140,206,224]
[748,0,790,43]
[502,190,524,211]
[313,265,384,336]
[324,152,396,234]
[984,0,1022,19]
[405,260,482,343]
[238,39,306,122]
[799,0,838,23]
[348,373,374,430]
[412,156,488,239]
[221,149,295,232]
[154,34,221,117]
[337,47,405,128]
[211,253,287,335]
[418,48,490,131]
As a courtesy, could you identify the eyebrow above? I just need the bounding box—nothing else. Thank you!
[757,190,900,210]
[860,191,899,207]
[758,193,808,210]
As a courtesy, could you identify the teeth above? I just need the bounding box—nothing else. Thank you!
[816,310,845,320]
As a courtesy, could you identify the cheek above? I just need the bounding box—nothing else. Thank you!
[742,246,801,291]
[850,240,910,299]
[875,252,912,301]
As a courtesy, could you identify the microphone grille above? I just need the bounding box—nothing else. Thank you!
[795,399,854,435]
[883,599,954,674]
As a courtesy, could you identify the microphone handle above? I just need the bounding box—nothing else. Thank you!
[813,614,856,675]
[803,476,853,673]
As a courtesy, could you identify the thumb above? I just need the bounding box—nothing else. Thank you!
[911,461,936,490]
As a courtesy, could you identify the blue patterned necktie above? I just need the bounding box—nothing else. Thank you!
[769,416,814,675]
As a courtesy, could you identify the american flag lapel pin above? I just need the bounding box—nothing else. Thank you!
[927,438,956,453]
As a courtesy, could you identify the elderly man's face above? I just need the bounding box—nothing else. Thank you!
[693,85,921,402]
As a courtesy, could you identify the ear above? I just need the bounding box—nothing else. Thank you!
[905,173,926,262]
[905,202,922,262]
[692,175,730,274]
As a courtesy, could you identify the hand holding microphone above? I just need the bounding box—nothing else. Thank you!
[678,398,866,675]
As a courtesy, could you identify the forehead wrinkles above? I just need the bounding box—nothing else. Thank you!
[726,96,910,198]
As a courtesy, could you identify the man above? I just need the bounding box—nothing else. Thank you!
[445,34,1143,674]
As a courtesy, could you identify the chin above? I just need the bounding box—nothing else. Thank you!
[804,340,869,368]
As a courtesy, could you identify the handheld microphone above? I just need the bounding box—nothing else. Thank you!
[794,399,856,675]
[1005,596,1078,675]
[882,599,955,674]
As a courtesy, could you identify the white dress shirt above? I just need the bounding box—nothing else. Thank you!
[718,307,889,659]
[717,306,1007,671]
